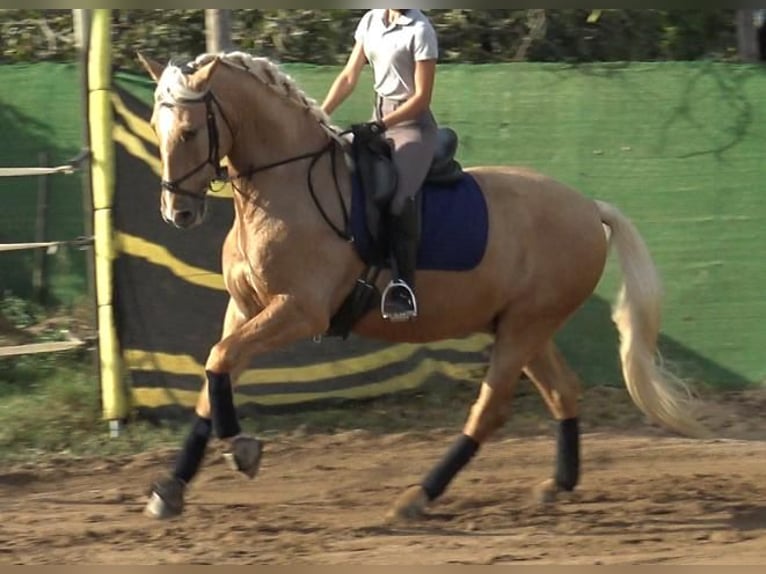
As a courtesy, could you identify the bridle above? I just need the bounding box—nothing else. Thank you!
[160,92,230,199]
[159,88,352,241]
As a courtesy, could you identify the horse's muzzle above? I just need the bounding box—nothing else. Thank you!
[163,201,207,229]
[170,210,198,229]
[161,187,207,229]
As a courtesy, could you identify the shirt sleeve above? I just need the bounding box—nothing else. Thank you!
[354,11,372,44]
[412,22,439,61]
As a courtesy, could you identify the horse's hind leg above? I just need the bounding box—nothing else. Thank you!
[523,340,583,503]
[388,385,519,522]
[388,319,549,522]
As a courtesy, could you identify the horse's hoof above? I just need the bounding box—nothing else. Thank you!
[223,435,263,479]
[532,478,558,505]
[386,485,429,523]
[144,476,185,519]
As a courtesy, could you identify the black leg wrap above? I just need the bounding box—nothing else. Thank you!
[172,416,212,484]
[421,434,480,501]
[207,370,242,439]
[555,417,580,492]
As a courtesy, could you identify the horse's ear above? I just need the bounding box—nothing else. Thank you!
[191,57,222,90]
[137,52,165,83]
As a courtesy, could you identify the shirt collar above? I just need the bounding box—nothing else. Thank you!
[397,10,414,25]
[375,9,415,27]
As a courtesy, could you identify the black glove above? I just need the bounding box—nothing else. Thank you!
[352,120,387,142]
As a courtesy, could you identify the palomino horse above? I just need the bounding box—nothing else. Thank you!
[137,52,705,521]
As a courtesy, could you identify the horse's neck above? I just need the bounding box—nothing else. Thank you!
[232,142,351,237]
[223,81,351,236]
[225,81,329,179]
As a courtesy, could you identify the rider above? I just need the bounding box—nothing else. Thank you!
[322,9,439,321]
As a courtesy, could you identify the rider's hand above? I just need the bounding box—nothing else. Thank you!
[353,120,387,142]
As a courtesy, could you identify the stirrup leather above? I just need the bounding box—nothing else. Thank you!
[381,279,418,322]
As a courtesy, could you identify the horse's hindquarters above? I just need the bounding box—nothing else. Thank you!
[475,166,608,308]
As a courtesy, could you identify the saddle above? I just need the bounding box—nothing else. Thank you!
[427,128,464,186]
[348,124,464,265]
[326,126,466,339]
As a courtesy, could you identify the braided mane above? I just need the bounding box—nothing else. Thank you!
[156,51,340,136]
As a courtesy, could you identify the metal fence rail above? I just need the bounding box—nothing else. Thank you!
[0,149,89,178]
[0,149,92,358]
[0,339,91,358]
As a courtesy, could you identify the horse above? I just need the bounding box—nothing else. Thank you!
[136,51,706,521]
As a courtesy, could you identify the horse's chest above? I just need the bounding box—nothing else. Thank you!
[223,258,264,317]
[224,235,294,317]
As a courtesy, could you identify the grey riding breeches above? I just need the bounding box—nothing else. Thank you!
[374,97,438,216]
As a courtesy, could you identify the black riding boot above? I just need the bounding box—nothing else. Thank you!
[381,198,420,321]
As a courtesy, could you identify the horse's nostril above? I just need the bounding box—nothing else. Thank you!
[173,210,195,228]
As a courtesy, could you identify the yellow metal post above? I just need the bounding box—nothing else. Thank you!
[88,9,128,425]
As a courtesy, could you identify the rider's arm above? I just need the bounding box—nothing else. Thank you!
[321,41,367,117]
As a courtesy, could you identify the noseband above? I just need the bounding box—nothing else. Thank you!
[160,92,230,200]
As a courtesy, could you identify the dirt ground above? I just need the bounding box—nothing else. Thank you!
[0,387,764,565]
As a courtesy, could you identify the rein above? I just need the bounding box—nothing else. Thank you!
[162,90,352,242]
[231,137,351,242]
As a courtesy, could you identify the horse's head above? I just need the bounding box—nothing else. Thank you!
[138,53,233,229]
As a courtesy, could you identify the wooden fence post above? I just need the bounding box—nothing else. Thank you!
[205,9,233,53]
[32,151,50,305]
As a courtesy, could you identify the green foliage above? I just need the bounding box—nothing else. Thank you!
[110,9,206,71]
[0,292,93,385]
[0,9,741,70]
[0,366,102,460]
[0,9,74,62]
[0,292,43,330]
[526,10,737,62]
[0,294,99,459]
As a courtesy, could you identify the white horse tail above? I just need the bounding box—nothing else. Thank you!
[596,200,708,438]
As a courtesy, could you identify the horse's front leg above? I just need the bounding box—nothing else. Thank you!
[144,297,250,519]
[144,294,325,520]
[202,294,326,476]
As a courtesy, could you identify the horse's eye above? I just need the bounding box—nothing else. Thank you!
[180,129,197,143]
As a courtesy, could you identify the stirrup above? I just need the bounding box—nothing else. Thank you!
[381,279,418,322]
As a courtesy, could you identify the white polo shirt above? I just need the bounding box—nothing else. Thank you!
[354,9,438,102]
